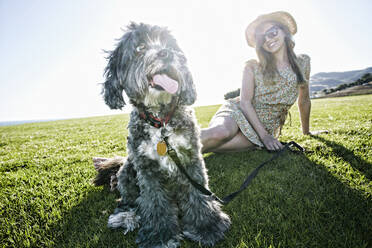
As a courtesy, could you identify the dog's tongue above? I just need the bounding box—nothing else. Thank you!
[152,74,179,94]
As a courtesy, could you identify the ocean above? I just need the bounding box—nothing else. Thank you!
[0,119,60,127]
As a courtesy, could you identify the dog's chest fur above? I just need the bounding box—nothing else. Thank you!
[138,125,190,175]
[128,108,197,177]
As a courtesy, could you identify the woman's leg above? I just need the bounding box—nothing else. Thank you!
[200,116,239,153]
[210,131,255,153]
[201,116,256,153]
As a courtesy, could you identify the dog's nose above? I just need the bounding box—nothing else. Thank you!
[158,49,172,60]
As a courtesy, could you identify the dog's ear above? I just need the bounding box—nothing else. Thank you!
[102,27,136,109]
[102,64,125,110]
[102,38,127,110]
[179,70,197,106]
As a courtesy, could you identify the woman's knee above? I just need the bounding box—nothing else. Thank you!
[209,125,236,143]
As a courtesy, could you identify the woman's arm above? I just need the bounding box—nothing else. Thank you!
[298,83,311,134]
[297,54,328,135]
[298,81,329,135]
[239,61,284,150]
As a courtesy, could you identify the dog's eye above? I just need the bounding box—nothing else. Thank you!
[136,44,146,53]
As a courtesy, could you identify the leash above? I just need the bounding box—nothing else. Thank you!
[135,102,305,205]
[219,141,304,205]
[164,139,304,205]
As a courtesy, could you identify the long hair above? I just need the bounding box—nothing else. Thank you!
[255,22,305,85]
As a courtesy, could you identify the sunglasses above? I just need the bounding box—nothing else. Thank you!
[263,26,279,40]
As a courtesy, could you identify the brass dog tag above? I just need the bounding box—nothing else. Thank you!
[157,141,167,156]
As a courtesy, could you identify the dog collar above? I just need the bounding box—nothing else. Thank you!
[138,98,178,129]
[139,111,172,128]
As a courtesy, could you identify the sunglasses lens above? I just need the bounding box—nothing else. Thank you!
[265,27,278,39]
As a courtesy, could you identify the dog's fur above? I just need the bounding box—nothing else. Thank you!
[95,22,230,248]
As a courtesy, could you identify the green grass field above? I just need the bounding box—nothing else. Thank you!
[1,95,371,248]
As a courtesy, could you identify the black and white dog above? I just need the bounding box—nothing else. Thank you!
[94,22,230,248]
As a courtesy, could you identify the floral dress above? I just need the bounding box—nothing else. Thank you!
[212,54,311,147]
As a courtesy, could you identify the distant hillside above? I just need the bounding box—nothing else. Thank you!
[310,67,372,93]
[317,82,372,98]
[223,67,372,100]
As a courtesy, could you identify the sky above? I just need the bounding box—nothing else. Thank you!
[0,0,371,122]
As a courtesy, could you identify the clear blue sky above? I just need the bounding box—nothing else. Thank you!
[1,0,371,121]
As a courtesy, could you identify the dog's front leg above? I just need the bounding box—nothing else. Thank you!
[135,169,181,248]
[107,159,141,234]
[179,160,231,246]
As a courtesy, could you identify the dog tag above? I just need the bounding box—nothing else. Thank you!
[157,141,167,156]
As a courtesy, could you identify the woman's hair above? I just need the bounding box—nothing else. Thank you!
[255,21,305,84]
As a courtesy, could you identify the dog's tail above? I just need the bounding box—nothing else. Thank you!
[93,157,125,191]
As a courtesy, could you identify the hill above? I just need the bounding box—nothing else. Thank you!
[310,67,372,93]
[318,81,372,98]
[224,67,372,100]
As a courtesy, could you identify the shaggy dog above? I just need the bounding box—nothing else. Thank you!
[94,22,230,248]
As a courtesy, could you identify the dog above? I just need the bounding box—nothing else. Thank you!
[93,22,230,248]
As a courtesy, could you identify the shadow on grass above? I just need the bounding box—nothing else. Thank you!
[49,186,138,248]
[49,150,371,248]
[203,150,372,247]
[310,135,372,180]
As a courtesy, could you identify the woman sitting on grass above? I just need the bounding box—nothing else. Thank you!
[201,11,326,153]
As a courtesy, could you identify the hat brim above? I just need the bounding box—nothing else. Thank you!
[245,11,297,47]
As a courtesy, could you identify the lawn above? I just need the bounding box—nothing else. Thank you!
[0,95,371,248]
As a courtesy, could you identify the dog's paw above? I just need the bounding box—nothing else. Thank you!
[107,209,140,234]
[164,239,180,248]
[136,228,182,248]
[137,238,180,248]
[183,211,231,246]
[150,239,180,248]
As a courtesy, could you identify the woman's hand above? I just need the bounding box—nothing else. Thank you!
[306,130,330,135]
[261,133,284,151]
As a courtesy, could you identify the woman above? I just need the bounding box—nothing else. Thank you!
[201,11,325,153]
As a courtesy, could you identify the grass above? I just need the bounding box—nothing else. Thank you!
[1,95,371,248]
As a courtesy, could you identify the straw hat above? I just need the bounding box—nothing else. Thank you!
[245,11,297,47]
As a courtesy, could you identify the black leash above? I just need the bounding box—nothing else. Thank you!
[135,104,305,205]
[220,141,304,204]
[164,139,304,205]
